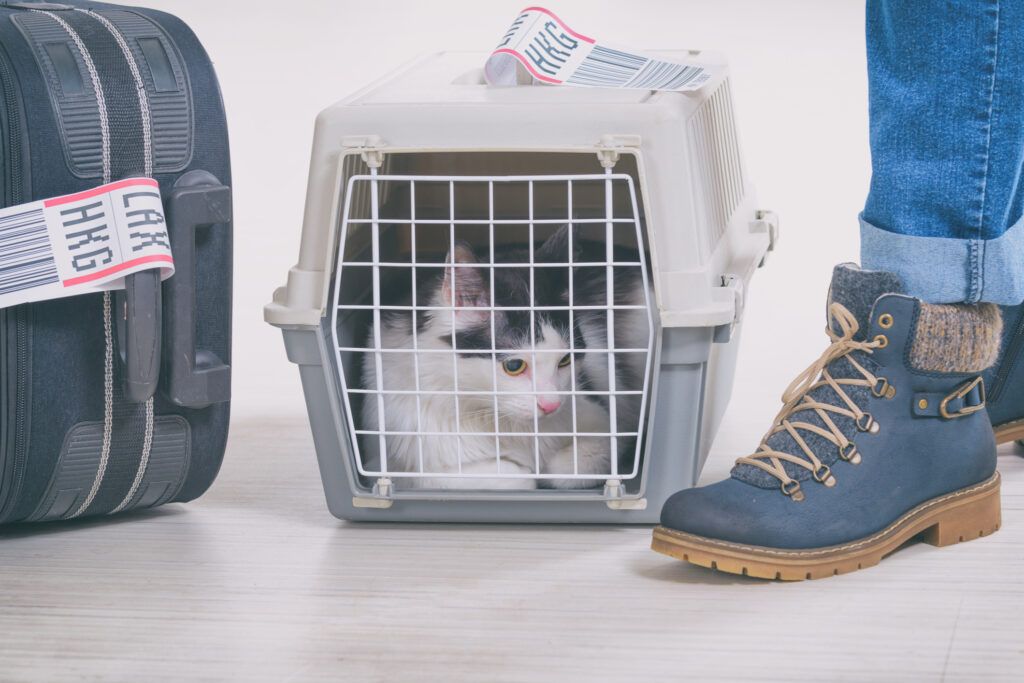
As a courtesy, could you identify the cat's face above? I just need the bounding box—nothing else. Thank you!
[458,321,574,421]
[427,230,580,422]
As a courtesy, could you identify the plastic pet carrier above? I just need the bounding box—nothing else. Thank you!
[265,51,777,523]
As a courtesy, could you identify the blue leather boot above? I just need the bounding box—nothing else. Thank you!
[653,265,1003,580]
[983,304,1024,445]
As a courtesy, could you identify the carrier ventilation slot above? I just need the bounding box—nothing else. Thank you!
[330,168,655,493]
[687,78,745,252]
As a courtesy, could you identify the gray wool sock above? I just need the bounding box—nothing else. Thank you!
[910,302,1003,373]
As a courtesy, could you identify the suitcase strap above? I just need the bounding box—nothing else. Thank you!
[33,6,160,517]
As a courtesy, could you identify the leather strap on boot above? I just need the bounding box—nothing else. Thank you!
[912,377,986,419]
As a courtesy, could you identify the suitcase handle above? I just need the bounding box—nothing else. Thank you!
[162,170,232,408]
[116,271,163,402]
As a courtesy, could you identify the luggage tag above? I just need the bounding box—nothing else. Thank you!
[485,6,713,92]
[0,177,174,309]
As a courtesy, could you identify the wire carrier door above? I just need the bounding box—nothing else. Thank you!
[330,169,656,494]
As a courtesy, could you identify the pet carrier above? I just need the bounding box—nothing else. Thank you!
[265,51,777,523]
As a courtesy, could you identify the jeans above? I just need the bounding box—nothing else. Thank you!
[861,0,1024,305]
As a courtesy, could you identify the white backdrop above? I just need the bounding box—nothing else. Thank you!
[130,0,869,463]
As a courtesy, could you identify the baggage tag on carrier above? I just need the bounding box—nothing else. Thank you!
[485,6,712,92]
[0,178,174,309]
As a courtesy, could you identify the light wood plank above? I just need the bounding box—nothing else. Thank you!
[1,414,1021,682]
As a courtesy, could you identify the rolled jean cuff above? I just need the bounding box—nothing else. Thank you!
[859,213,1024,305]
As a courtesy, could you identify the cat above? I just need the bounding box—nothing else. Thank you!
[359,226,650,490]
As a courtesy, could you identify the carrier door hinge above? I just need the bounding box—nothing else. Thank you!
[596,134,641,169]
[342,135,386,168]
[353,477,394,509]
[603,480,647,510]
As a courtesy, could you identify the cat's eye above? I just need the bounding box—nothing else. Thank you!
[502,358,528,376]
[558,354,572,368]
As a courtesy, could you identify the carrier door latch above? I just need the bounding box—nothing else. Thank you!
[713,274,745,343]
[752,209,780,264]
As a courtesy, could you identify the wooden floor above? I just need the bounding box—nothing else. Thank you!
[1,413,1022,682]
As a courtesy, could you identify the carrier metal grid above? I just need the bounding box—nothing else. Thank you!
[265,51,778,523]
[337,171,655,487]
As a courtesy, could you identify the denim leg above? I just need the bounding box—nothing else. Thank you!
[861,0,1024,304]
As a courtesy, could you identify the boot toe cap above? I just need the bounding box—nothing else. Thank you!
[659,477,822,549]
[660,479,762,540]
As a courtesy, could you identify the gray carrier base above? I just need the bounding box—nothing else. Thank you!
[282,318,742,523]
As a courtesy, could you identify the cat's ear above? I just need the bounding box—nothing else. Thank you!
[442,242,490,327]
[535,224,583,264]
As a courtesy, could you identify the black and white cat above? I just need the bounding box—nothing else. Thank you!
[361,226,650,490]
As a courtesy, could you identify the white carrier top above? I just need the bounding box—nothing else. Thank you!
[265,51,776,330]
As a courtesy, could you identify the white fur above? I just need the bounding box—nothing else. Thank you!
[361,314,614,490]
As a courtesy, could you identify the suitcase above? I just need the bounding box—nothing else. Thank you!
[0,0,231,522]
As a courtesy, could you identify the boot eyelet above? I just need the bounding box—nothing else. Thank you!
[856,413,875,431]
[871,377,895,399]
[781,480,805,502]
[813,465,837,487]
[839,442,862,464]
[873,334,889,348]
[878,313,894,329]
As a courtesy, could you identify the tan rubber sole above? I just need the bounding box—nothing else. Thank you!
[994,419,1024,445]
[651,472,1001,581]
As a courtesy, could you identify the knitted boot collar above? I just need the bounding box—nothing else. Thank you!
[909,302,1002,373]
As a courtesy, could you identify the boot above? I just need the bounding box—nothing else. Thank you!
[983,304,1024,446]
[652,264,1003,580]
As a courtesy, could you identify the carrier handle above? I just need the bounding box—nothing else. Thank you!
[116,271,162,402]
[162,170,232,408]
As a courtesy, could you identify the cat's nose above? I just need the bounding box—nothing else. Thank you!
[537,398,562,415]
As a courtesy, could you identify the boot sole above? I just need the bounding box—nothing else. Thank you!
[994,418,1024,445]
[650,472,1001,581]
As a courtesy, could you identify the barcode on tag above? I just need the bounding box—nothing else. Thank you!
[485,7,712,93]
[0,206,59,296]
[566,45,645,86]
[625,59,709,90]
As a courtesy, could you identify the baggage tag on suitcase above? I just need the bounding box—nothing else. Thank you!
[0,177,174,309]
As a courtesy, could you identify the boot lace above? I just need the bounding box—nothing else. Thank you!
[735,302,888,501]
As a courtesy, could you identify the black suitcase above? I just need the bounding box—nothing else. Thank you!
[0,0,231,522]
